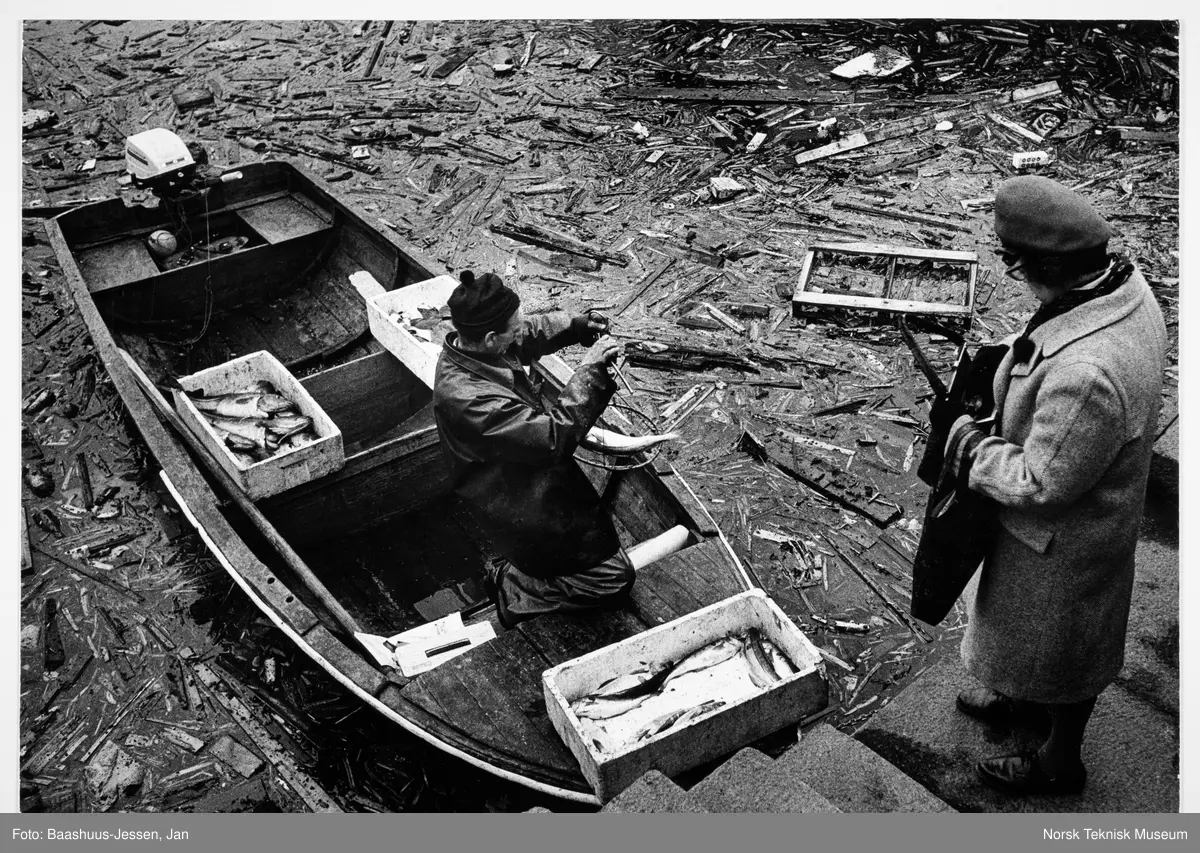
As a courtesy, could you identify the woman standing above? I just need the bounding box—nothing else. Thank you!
[942,176,1168,795]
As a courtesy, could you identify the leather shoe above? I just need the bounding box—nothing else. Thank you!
[977,752,1086,796]
[957,688,1049,730]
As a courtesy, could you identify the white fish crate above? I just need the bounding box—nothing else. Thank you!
[543,588,828,802]
[365,274,459,389]
[173,350,344,500]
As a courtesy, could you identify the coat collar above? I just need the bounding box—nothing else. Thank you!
[1018,267,1147,368]
[441,332,521,389]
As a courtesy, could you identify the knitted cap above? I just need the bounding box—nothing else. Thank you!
[447,270,520,332]
[994,176,1113,254]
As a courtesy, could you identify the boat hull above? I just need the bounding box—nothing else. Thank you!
[47,162,756,804]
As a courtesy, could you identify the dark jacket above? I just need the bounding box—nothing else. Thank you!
[958,266,1167,703]
[432,311,618,578]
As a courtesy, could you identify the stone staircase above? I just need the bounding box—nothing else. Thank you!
[597,652,1176,814]
[600,721,953,814]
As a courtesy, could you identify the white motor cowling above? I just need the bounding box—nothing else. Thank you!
[125,128,196,191]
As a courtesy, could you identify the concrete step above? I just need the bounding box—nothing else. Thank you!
[600,770,708,813]
[855,657,1179,813]
[779,723,955,813]
[686,747,842,813]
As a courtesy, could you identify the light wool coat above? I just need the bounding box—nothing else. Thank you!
[960,267,1167,703]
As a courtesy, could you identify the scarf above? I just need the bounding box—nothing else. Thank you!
[1011,258,1134,363]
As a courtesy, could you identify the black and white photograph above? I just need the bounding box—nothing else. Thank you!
[9,10,1191,845]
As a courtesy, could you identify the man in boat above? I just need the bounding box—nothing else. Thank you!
[433,270,631,628]
[938,176,1166,795]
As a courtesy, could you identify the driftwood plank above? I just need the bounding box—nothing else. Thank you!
[740,428,902,528]
[793,290,973,318]
[615,257,675,316]
[832,201,972,234]
[491,217,628,267]
[615,86,831,104]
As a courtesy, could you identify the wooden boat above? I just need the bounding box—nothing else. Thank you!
[47,160,756,804]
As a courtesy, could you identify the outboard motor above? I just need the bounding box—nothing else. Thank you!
[124,128,198,195]
[124,128,241,202]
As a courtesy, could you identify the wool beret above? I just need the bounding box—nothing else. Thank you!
[994,176,1113,254]
[448,270,520,332]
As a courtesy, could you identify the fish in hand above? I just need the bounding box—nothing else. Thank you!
[581,427,681,456]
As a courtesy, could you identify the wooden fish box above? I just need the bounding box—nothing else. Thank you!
[365,275,459,389]
[173,351,344,500]
[543,589,827,802]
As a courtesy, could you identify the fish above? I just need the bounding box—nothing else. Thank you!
[573,693,652,721]
[633,698,726,742]
[210,423,258,451]
[741,629,782,691]
[582,427,681,456]
[242,379,279,395]
[278,430,318,452]
[670,698,726,731]
[589,665,674,701]
[191,392,297,419]
[207,416,270,450]
[764,641,797,680]
[662,635,743,686]
[577,718,617,755]
[265,414,314,439]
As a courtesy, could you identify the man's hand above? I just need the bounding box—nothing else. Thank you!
[572,311,610,345]
[581,338,623,368]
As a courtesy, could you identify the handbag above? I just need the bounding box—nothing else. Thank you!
[910,425,997,626]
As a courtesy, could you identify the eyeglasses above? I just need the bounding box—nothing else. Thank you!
[993,247,1032,282]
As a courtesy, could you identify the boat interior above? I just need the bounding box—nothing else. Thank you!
[58,163,421,384]
[56,163,753,793]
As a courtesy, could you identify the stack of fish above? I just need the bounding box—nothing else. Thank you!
[186,380,318,467]
[568,629,797,755]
